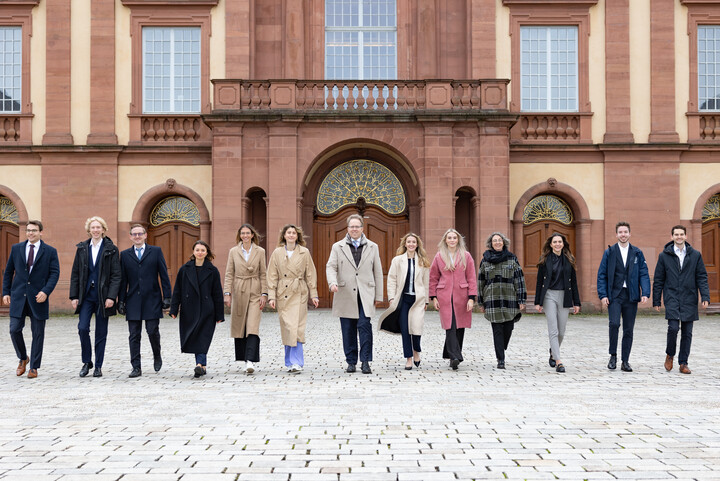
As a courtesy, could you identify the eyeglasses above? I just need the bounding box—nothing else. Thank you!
[26,229,39,233]
[348,225,362,229]
[130,232,145,237]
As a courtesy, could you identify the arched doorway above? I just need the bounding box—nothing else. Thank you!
[0,196,20,316]
[455,188,475,260]
[701,194,720,302]
[147,196,201,287]
[246,188,267,251]
[311,159,410,308]
[522,194,576,299]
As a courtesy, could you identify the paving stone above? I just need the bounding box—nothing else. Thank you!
[1,314,720,480]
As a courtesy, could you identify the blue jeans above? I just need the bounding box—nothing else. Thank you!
[195,353,207,365]
[607,288,638,362]
[666,320,693,365]
[340,296,373,364]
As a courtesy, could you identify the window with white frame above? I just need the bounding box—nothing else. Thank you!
[142,27,200,114]
[520,26,578,112]
[699,26,720,111]
[325,0,397,80]
[0,26,22,113]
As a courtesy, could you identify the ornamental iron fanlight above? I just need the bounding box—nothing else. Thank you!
[0,196,19,226]
[702,193,720,222]
[523,194,573,225]
[316,159,406,215]
[149,196,200,227]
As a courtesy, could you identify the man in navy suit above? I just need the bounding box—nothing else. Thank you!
[2,220,60,378]
[597,222,650,372]
[118,224,172,378]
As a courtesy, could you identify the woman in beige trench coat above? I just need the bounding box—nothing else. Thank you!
[224,224,267,374]
[267,224,319,373]
[378,233,430,370]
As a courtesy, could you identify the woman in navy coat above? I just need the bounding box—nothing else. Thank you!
[169,240,225,378]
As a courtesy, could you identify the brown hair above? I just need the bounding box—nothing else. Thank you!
[235,223,261,245]
[537,232,576,269]
[129,223,146,234]
[277,224,307,247]
[671,224,686,235]
[190,240,215,261]
[27,220,43,231]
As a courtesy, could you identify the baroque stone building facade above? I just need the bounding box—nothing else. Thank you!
[2,0,720,312]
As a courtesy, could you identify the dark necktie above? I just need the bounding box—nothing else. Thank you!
[27,244,35,271]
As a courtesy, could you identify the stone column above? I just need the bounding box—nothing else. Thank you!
[86,0,117,144]
[603,0,633,143]
[477,121,511,240]
[225,0,251,78]
[416,0,437,78]
[267,122,300,244]
[420,123,453,248]
[284,0,305,78]
[648,0,679,143]
[42,0,73,145]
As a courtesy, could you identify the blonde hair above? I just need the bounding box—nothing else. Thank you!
[396,232,430,268]
[437,228,468,270]
[277,224,307,247]
[85,216,108,235]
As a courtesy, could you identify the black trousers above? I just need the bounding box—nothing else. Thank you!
[667,320,693,365]
[491,321,515,361]
[235,335,260,362]
[442,308,465,362]
[128,319,161,369]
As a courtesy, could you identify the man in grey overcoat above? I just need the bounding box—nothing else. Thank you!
[326,213,383,374]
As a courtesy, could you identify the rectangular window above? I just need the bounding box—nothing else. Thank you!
[699,26,720,111]
[520,26,578,112]
[142,26,200,114]
[0,26,22,113]
[325,0,397,80]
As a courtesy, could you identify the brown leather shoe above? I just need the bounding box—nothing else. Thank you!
[679,364,692,374]
[16,357,29,376]
[27,368,37,379]
[664,355,673,372]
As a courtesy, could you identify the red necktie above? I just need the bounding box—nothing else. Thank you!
[27,244,35,271]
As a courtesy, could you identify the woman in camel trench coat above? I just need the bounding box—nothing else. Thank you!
[267,224,319,373]
[224,224,268,374]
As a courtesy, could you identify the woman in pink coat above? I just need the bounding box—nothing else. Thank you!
[429,228,477,370]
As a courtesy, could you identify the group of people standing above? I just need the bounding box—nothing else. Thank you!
[2,216,710,380]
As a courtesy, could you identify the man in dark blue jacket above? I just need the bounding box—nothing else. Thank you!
[597,222,650,372]
[2,220,60,379]
[118,224,172,378]
[653,225,709,374]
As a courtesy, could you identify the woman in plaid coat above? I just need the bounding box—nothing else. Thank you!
[477,232,526,370]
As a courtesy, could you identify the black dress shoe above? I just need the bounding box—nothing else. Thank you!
[497,360,505,369]
[361,361,371,374]
[556,363,566,373]
[194,365,205,378]
[414,360,421,368]
[608,354,617,370]
[549,348,556,368]
[129,367,142,378]
[346,364,356,373]
[621,361,633,372]
[79,362,93,377]
[93,367,102,377]
[450,359,460,370]
[154,356,162,373]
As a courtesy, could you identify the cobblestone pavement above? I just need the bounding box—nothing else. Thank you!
[1,310,719,481]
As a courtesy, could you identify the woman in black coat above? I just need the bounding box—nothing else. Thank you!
[169,240,225,378]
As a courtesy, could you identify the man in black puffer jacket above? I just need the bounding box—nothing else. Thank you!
[653,225,710,375]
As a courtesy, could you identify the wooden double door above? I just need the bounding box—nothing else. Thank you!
[702,221,720,303]
[148,222,200,289]
[313,206,409,309]
[522,221,576,300]
[0,222,19,315]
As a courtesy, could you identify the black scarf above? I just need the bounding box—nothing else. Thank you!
[483,248,510,264]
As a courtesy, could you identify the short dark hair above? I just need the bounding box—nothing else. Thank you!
[671,224,686,235]
[27,220,43,231]
[129,224,146,234]
[615,221,630,232]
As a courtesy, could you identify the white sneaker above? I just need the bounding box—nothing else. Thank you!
[289,364,302,373]
[245,361,255,374]
[294,365,303,373]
